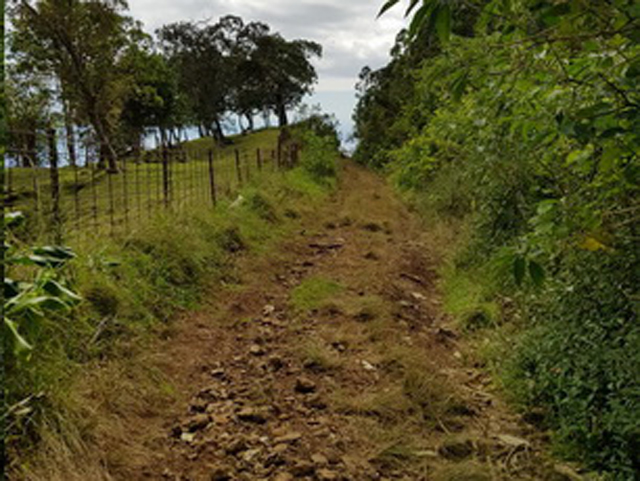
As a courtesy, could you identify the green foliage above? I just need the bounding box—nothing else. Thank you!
[512,249,639,476]
[295,119,339,182]
[360,0,640,476]
[299,134,337,181]
[7,4,322,162]
[156,15,322,133]
[3,212,81,363]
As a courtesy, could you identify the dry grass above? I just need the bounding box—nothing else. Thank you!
[432,461,493,481]
[298,339,344,372]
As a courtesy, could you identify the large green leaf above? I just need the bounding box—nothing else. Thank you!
[378,0,402,18]
[5,211,25,228]
[4,317,33,360]
[528,261,545,287]
[32,246,76,261]
[513,256,526,286]
[435,4,452,43]
[42,279,83,304]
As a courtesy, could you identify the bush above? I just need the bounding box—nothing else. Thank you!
[297,130,338,182]
[353,10,639,477]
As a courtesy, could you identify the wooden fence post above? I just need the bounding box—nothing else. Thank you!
[244,151,250,182]
[47,128,62,243]
[292,143,299,166]
[122,156,129,233]
[235,149,243,186]
[162,145,170,208]
[208,149,217,207]
[277,136,282,169]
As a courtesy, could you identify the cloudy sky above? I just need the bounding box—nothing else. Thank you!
[128,0,407,143]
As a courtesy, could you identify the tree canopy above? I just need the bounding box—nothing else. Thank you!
[7,2,322,168]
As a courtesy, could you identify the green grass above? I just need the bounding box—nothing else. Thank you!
[290,276,345,312]
[6,152,337,479]
[441,266,500,331]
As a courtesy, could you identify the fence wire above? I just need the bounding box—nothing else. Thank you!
[4,129,300,243]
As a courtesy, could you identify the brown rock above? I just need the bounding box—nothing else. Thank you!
[317,469,338,480]
[294,376,317,394]
[224,438,248,455]
[197,385,224,402]
[272,443,289,455]
[305,394,327,410]
[237,407,268,424]
[290,461,315,477]
[311,453,329,466]
[190,398,208,413]
[273,431,302,444]
[269,355,285,371]
[273,473,294,481]
[186,414,211,432]
[210,466,233,480]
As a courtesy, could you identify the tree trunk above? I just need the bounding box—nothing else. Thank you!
[276,102,288,127]
[213,119,226,143]
[133,130,143,159]
[245,113,254,132]
[90,110,119,173]
[22,129,38,167]
[64,100,77,167]
[262,108,271,128]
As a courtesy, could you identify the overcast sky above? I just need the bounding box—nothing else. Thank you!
[128,0,407,143]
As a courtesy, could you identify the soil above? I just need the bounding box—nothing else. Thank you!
[98,162,570,480]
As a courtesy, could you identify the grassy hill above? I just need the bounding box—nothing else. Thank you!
[6,128,282,242]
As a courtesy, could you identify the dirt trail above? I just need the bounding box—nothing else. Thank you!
[109,162,560,481]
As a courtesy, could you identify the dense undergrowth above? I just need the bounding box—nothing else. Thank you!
[354,1,638,478]
[4,124,339,478]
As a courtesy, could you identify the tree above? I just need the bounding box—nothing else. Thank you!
[119,43,180,154]
[10,0,140,172]
[157,20,232,143]
[5,66,52,167]
[252,35,322,127]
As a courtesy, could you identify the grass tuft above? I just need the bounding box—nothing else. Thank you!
[290,277,345,312]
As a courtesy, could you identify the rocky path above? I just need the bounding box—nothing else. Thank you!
[113,162,564,481]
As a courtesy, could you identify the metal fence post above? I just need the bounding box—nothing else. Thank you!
[47,128,62,243]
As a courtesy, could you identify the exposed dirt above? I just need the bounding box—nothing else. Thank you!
[101,162,566,480]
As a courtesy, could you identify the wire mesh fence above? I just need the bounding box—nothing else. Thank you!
[4,128,300,243]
